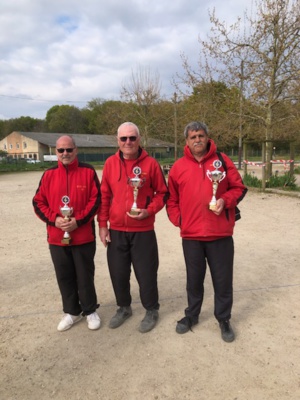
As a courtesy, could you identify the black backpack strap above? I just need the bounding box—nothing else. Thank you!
[216,151,227,172]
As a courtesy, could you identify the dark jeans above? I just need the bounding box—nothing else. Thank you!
[182,237,234,322]
[107,230,159,310]
[49,241,99,316]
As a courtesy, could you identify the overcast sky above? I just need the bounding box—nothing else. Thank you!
[0,0,251,120]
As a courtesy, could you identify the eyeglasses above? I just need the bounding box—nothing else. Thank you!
[118,136,137,142]
[56,148,75,153]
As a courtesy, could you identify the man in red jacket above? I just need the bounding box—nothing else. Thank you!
[167,121,247,342]
[98,122,169,333]
[33,135,101,332]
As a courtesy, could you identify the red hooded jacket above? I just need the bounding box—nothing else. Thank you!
[33,158,101,246]
[98,148,169,232]
[167,139,247,240]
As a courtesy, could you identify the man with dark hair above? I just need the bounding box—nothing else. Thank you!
[167,122,247,342]
[33,135,101,332]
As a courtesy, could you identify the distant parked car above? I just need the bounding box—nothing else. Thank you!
[26,159,41,164]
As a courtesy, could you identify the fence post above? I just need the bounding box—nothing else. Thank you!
[262,142,266,191]
[290,142,295,175]
[243,142,247,176]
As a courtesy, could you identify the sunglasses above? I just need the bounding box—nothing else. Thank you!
[56,148,75,153]
[118,136,137,142]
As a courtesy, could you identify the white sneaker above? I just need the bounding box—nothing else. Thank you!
[57,314,82,332]
[86,312,101,330]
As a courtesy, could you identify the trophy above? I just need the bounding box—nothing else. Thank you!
[207,160,226,210]
[60,195,73,244]
[128,167,144,215]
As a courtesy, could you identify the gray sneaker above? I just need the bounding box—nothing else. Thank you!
[139,309,159,333]
[109,306,132,329]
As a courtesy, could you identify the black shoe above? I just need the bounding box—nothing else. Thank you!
[139,310,159,333]
[219,320,235,342]
[109,306,132,329]
[176,316,198,334]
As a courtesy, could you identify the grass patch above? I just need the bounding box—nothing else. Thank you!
[244,172,300,191]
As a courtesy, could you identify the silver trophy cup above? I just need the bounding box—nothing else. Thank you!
[128,167,144,215]
[60,196,73,244]
[207,160,226,210]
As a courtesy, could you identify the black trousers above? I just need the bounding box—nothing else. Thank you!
[182,237,234,322]
[107,230,159,310]
[49,242,99,316]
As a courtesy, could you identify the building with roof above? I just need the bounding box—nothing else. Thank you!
[0,132,174,162]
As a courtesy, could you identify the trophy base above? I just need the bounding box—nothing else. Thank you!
[209,204,217,211]
[129,209,139,216]
[61,237,71,245]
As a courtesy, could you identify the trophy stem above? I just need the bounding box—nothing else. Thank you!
[209,182,218,210]
[130,187,139,215]
[61,231,71,245]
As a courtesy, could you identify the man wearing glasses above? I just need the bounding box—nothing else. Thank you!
[98,122,168,333]
[33,135,101,332]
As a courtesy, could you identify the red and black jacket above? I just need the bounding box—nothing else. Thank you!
[167,139,247,240]
[33,158,101,246]
[98,148,169,232]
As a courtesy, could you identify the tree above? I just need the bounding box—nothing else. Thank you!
[121,65,162,147]
[177,0,300,177]
[183,81,244,147]
[0,116,46,139]
[0,149,7,157]
[84,99,136,135]
[45,105,88,133]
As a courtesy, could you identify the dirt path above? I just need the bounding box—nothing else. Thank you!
[0,171,300,400]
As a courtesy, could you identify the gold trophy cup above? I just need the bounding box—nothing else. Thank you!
[60,196,73,244]
[128,167,144,215]
[207,160,226,210]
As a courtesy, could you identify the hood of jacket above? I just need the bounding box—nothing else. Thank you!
[114,147,149,181]
[183,138,217,164]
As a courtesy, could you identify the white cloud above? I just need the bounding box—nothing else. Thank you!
[0,0,251,119]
